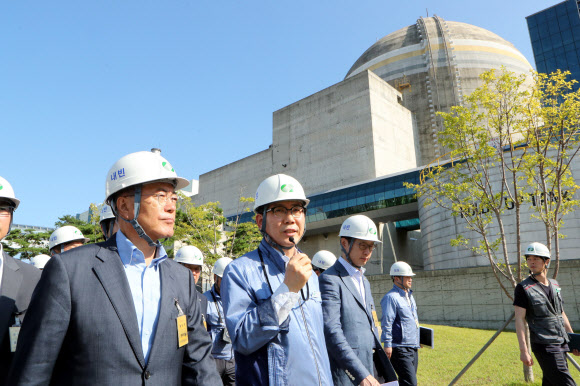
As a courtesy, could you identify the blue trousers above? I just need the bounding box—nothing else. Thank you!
[391,347,418,386]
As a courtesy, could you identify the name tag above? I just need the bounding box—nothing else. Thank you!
[177,315,188,348]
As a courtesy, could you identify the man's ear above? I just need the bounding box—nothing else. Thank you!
[256,213,263,229]
[116,195,132,220]
[340,237,349,251]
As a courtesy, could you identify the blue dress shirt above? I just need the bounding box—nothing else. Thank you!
[116,231,167,363]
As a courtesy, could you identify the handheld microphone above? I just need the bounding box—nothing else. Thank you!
[289,236,309,301]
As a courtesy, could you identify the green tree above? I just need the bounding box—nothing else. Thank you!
[2,228,51,259]
[54,209,104,244]
[409,68,580,383]
[522,70,580,278]
[225,218,261,257]
[174,198,226,266]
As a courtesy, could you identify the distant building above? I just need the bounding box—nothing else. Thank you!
[12,224,55,233]
[527,0,580,88]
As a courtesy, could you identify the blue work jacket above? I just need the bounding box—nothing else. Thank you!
[203,285,234,360]
[380,285,420,348]
[221,240,333,385]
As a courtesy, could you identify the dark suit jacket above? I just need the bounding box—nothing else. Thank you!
[7,237,221,385]
[320,260,395,385]
[0,252,41,385]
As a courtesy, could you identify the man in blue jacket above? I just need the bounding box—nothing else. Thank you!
[205,256,235,385]
[221,174,333,385]
[381,261,420,386]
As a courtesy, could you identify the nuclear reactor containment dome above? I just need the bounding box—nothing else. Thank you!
[345,16,533,166]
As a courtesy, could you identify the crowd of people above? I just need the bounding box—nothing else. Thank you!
[0,149,577,385]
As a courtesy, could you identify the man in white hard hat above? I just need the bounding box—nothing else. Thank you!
[312,250,337,276]
[99,203,118,239]
[381,261,420,386]
[0,176,41,384]
[221,174,333,385]
[175,245,208,328]
[514,242,579,386]
[204,257,235,385]
[8,150,220,385]
[320,214,397,386]
[48,225,90,256]
[31,254,51,270]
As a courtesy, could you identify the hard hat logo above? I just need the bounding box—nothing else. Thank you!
[369,227,376,235]
[528,246,534,251]
[0,185,3,190]
[161,162,174,172]
[281,184,294,193]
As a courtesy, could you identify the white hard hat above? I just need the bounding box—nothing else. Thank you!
[390,261,415,276]
[175,246,204,265]
[339,215,382,243]
[212,257,233,277]
[49,226,90,250]
[253,174,309,213]
[32,254,51,269]
[0,176,20,209]
[100,203,116,222]
[105,150,190,204]
[524,242,550,259]
[312,250,337,270]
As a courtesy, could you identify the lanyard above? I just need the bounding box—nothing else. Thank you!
[209,289,224,325]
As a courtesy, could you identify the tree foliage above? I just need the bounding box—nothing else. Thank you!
[409,68,580,300]
[2,228,51,259]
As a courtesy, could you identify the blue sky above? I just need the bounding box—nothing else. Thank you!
[1,0,557,227]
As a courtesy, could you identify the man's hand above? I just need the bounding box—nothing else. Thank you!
[520,351,533,367]
[384,346,392,359]
[284,253,312,293]
[359,375,380,386]
[573,349,580,356]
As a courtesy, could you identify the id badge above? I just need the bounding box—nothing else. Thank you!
[174,298,188,348]
[177,315,188,347]
[9,326,20,352]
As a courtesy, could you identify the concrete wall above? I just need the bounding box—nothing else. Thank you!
[367,260,580,330]
[193,148,273,215]
[194,70,416,217]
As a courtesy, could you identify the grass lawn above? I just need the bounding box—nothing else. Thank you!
[416,324,580,385]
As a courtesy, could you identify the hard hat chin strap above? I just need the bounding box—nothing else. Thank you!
[113,185,161,248]
[341,238,361,269]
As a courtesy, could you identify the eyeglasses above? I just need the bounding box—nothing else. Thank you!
[355,241,376,252]
[265,206,305,219]
[146,192,179,206]
[0,206,13,216]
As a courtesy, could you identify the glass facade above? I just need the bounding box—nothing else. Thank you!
[227,169,421,225]
[527,0,580,89]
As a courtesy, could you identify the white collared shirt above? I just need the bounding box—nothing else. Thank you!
[339,257,366,304]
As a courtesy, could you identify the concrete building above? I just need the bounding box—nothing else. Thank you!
[527,0,580,89]
[346,16,532,165]
[191,17,580,329]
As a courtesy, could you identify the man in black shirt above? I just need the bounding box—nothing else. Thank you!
[514,242,579,386]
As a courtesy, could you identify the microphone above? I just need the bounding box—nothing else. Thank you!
[289,236,309,301]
